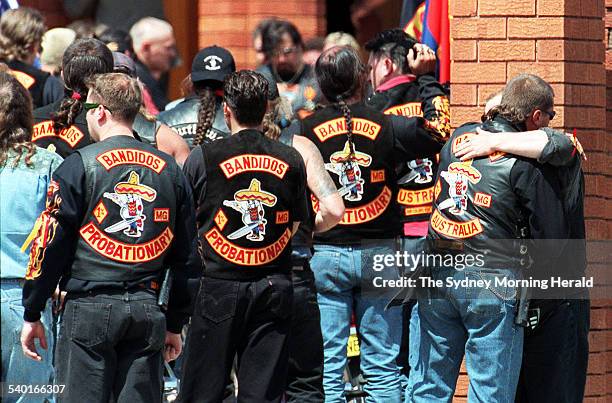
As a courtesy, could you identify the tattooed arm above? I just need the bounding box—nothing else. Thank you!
[293,135,345,233]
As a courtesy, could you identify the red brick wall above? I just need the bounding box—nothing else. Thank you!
[17,0,70,28]
[197,0,326,69]
[451,0,611,401]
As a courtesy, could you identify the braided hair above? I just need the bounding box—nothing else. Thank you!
[315,46,366,157]
[193,82,219,146]
[51,39,113,133]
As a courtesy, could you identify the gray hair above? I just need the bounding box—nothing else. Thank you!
[129,17,173,50]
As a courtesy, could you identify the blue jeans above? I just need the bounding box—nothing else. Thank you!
[408,267,523,403]
[1,281,55,403]
[398,237,425,402]
[311,241,402,403]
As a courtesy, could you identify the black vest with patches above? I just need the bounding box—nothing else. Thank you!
[367,80,440,226]
[157,97,229,149]
[200,130,305,279]
[7,60,50,109]
[71,135,181,282]
[32,99,92,157]
[428,118,527,268]
[301,103,399,244]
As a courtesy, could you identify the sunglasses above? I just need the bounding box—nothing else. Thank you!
[543,110,556,120]
[83,102,112,112]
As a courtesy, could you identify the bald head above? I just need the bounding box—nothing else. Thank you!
[129,17,176,77]
[129,17,173,50]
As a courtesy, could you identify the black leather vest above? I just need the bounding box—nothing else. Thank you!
[71,135,181,282]
[199,130,305,278]
[32,99,93,157]
[428,118,528,268]
[367,80,440,226]
[301,103,399,243]
[157,97,229,149]
[7,60,50,109]
[132,114,158,146]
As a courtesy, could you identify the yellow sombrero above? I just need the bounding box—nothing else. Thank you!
[448,161,482,184]
[114,171,157,202]
[234,179,277,206]
[330,141,372,166]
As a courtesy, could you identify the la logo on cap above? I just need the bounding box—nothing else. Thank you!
[204,55,222,71]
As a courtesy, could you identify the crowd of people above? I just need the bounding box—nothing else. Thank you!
[1,6,590,403]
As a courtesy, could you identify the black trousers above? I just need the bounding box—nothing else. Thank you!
[515,298,590,403]
[178,274,293,403]
[56,290,165,403]
[285,267,324,403]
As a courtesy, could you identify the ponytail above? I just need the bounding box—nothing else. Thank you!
[193,86,216,146]
[52,91,85,133]
[336,96,355,156]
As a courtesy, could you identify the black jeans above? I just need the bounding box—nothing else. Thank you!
[56,290,165,403]
[178,273,293,403]
[515,298,590,403]
[285,268,324,403]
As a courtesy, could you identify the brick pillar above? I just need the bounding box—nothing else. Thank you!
[450,0,610,401]
[197,0,326,69]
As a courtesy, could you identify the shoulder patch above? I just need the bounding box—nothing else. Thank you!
[312,117,381,142]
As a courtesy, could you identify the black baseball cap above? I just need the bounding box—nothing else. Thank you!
[191,46,236,84]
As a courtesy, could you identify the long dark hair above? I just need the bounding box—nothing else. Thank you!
[315,46,366,156]
[193,82,220,146]
[0,71,35,167]
[51,38,113,133]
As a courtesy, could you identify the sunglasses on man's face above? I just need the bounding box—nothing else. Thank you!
[83,102,112,112]
[543,110,556,120]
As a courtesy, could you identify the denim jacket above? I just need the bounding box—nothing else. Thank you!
[1,146,62,279]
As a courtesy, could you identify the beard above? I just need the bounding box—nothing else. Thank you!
[275,64,298,82]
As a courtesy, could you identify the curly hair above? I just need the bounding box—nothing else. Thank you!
[51,38,113,133]
[0,71,36,168]
[193,84,218,146]
[0,8,46,62]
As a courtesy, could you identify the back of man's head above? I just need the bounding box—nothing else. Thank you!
[224,70,269,127]
[87,73,142,124]
[0,7,46,63]
[61,38,114,96]
[498,74,554,124]
[129,17,173,51]
[365,29,417,74]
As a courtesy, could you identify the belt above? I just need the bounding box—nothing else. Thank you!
[67,279,161,298]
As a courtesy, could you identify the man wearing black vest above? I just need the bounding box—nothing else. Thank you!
[409,74,569,402]
[32,38,114,157]
[21,73,201,402]
[364,29,451,397]
[179,70,309,403]
[300,46,446,402]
